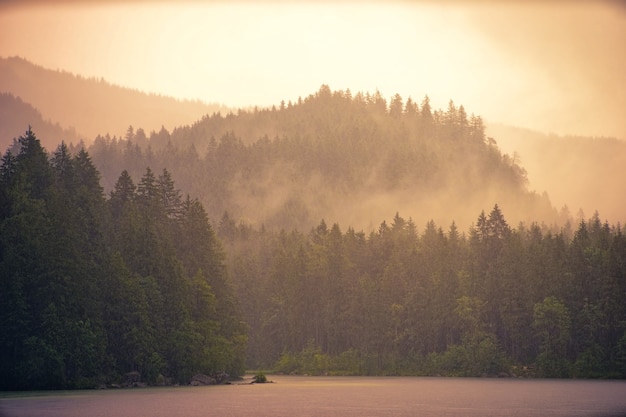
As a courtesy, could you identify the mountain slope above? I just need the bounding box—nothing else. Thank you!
[487,123,626,224]
[88,86,558,231]
[0,56,229,143]
[0,93,80,151]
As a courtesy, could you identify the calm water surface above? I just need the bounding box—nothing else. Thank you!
[2,376,626,417]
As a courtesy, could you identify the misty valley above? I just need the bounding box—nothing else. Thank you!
[1,82,626,396]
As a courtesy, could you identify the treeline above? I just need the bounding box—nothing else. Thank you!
[2,128,625,388]
[84,85,558,233]
[0,93,81,151]
[0,129,246,390]
[222,207,626,378]
[0,56,228,141]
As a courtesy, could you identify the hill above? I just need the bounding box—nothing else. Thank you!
[0,93,81,151]
[87,86,558,232]
[487,124,626,225]
[0,56,229,144]
[4,128,626,386]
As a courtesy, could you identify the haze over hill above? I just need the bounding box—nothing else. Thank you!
[4,121,626,388]
[1,1,623,228]
[2,1,626,391]
[0,57,228,143]
[0,57,622,229]
[487,124,626,225]
[0,93,81,150]
[83,86,558,233]
[1,2,623,138]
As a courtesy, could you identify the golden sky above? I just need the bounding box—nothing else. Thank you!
[1,1,624,138]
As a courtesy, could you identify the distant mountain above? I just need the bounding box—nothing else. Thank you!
[87,86,559,231]
[487,124,626,225]
[0,93,80,151]
[0,56,229,144]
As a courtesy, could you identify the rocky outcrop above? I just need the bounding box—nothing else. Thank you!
[122,371,147,388]
[123,371,140,386]
[190,374,216,386]
[190,372,230,386]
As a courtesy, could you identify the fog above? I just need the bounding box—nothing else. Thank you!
[470,2,626,139]
[218,127,558,234]
[3,2,626,391]
[489,123,626,226]
[1,1,623,231]
[1,1,624,138]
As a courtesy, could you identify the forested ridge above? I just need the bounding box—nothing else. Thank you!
[83,85,559,233]
[0,129,246,389]
[0,56,229,142]
[1,85,625,390]
[0,93,81,151]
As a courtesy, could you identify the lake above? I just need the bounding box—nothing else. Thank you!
[2,376,626,417]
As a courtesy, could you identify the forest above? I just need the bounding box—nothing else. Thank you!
[76,85,559,233]
[224,208,626,379]
[0,129,246,389]
[1,86,625,389]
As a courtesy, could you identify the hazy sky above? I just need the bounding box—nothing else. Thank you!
[1,1,624,138]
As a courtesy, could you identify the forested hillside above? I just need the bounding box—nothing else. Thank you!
[2,88,625,389]
[0,129,246,390]
[0,93,80,150]
[223,209,626,378]
[86,86,559,232]
[0,57,229,144]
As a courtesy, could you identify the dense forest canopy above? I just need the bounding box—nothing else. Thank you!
[0,129,246,389]
[1,129,625,386]
[1,83,625,389]
[84,85,560,233]
[224,208,626,378]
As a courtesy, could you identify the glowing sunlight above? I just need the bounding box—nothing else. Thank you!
[1,1,623,137]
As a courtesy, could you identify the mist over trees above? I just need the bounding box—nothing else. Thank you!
[223,208,626,378]
[1,84,625,389]
[86,85,559,233]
